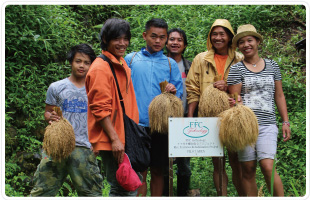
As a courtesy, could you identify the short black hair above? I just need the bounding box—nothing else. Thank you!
[145,18,168,32]
[67,43,96,64]
[167,28,188,53]
[99,18,131,50]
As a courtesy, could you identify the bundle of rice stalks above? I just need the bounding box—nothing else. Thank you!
[149,81,184,134]
[199,75,230,117]
[218,98,259,152]
[43,107,75,162]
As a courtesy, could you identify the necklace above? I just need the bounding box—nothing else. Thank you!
[244,58,261,67]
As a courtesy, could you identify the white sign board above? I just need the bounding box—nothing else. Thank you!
[168,117,223,157]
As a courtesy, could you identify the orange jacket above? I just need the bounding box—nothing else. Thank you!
[85,51,139,151]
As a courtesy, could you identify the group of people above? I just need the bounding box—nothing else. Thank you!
[30,17,291,197]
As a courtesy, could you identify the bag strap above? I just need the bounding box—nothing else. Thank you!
[98,54,126,114]
[167,57,171,74]
[129,51,138,65]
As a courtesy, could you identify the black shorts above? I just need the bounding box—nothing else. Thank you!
[149,131,169,169]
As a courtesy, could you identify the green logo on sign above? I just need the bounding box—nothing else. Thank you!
[183,122,209,138]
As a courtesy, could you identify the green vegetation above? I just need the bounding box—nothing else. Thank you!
[4,4,306,197]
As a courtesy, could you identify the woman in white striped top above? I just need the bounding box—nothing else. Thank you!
[227,24,291,197]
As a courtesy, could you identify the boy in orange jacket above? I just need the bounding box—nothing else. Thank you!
[85,18,139,196]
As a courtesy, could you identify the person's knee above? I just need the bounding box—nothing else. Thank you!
[259,159,276,176]
[242,171,255,180]
[30,187,45,197]
[242,164,256,179]
[30,184,60,197]
[73,175,103,197]
[260,164,275,178]
[30,162,65,196]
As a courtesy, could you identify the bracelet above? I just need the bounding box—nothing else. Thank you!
[282,121,290,126]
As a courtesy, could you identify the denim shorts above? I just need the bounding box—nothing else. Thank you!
[238,124,278,162]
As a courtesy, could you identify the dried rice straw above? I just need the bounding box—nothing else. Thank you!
[218,93,259,152]
[149,81,184,134]
[199,75,230,117]
[43,107,75,162]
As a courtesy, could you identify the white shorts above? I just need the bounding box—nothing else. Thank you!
[238,124,278,162]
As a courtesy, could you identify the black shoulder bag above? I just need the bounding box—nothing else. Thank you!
[98,54,151,172]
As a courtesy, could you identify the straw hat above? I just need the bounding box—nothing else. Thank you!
[232,24,263,47]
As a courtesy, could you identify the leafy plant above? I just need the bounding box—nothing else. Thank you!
[4,4,306,197]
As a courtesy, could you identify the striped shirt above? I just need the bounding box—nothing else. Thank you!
[227,59,282,125]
